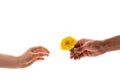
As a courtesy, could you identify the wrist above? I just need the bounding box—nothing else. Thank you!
[17,55,27,68]
[98,40,107,53]
[100,40,115,53]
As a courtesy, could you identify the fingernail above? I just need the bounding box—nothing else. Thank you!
[46,54,49,56]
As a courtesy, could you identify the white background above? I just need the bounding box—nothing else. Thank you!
[0,0,120,80]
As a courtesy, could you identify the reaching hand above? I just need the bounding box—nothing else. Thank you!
[19,46,50,68]
[70,39,105,60]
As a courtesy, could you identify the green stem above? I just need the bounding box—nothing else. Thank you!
[71,48,80,60]
[74,52,80,60]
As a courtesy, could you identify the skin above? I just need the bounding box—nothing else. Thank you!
[70,35,120,59]
[0,46,50,68]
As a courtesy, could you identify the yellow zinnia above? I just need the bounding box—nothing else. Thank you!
[60,36,76,50]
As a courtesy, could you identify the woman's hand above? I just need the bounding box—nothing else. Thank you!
[19,46,50,68]
[70,39,105,59]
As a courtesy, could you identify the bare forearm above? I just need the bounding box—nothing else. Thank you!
[0,54,21,68]
[102,35,120,52]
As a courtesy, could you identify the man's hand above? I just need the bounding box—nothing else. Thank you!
[70,39,105,59]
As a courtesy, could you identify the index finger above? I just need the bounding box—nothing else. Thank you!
[74,39,90,48]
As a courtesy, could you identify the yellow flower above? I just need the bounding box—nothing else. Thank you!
[60,36,76,50]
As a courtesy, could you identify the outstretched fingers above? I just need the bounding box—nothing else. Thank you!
[31,46,50,53]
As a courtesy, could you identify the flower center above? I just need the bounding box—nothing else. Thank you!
[65,40,69,44]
